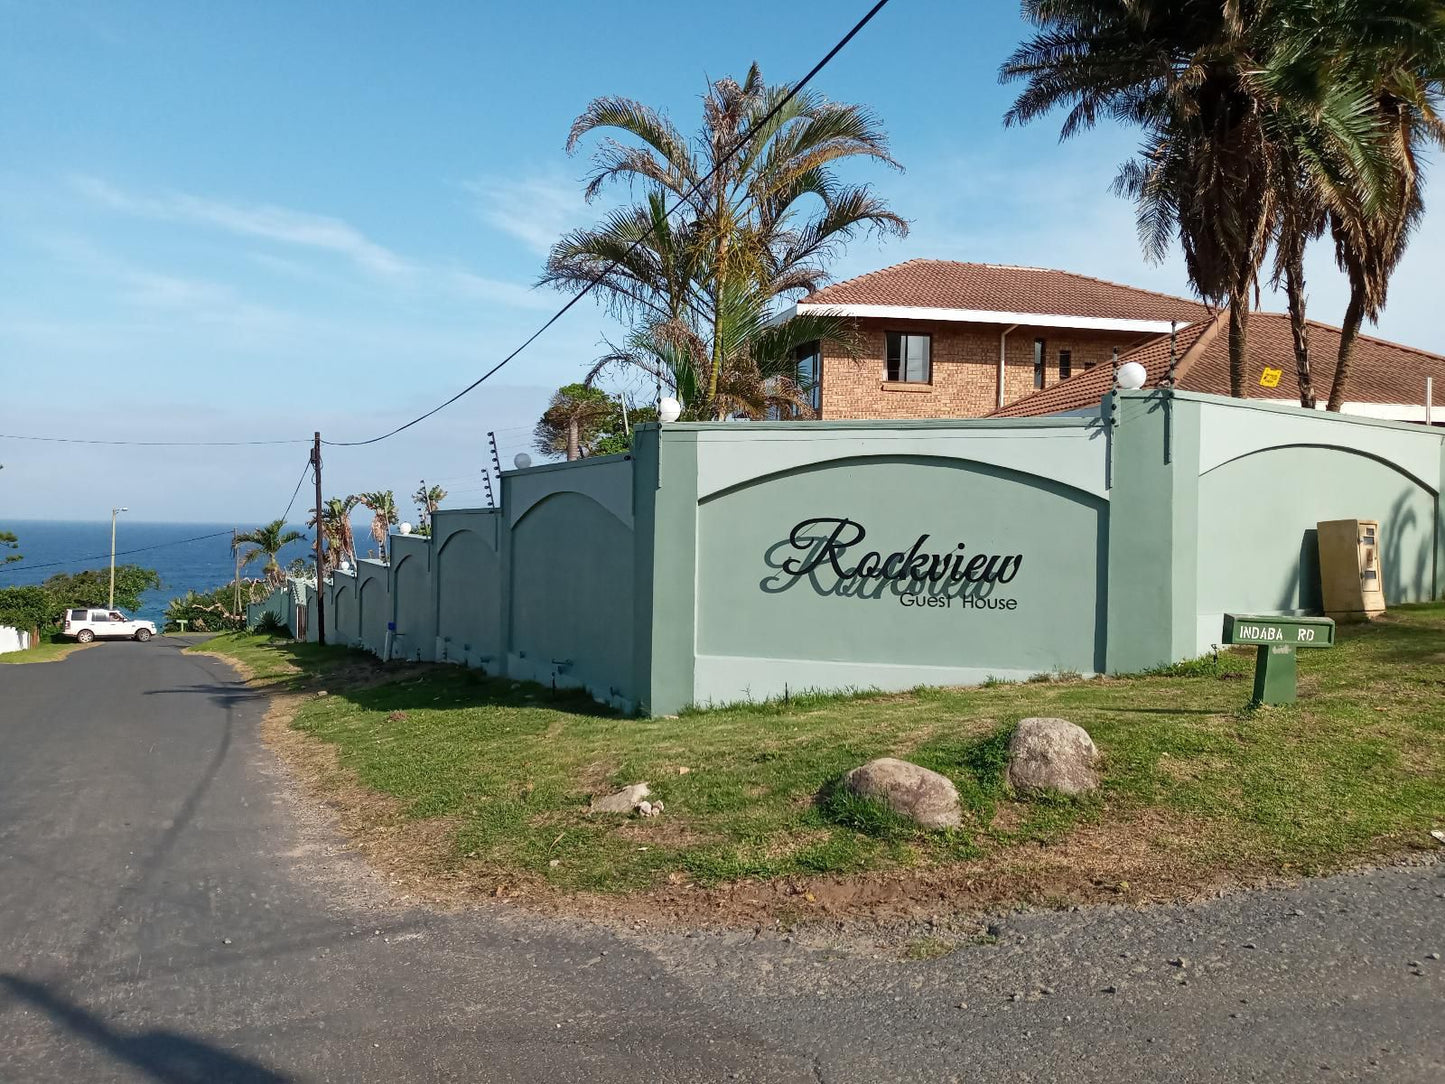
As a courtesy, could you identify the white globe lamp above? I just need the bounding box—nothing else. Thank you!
[398,521,413,535]
[1116,361,1148,390]
[513,452,532,470]
[658,397,683,424]
[338,560,352,573]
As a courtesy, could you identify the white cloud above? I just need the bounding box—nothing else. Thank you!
[461,174,595,256]
[70,174,413,276]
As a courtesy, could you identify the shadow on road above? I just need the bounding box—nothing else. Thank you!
[0,974,290,1083]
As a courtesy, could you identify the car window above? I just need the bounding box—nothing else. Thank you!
[69,609,88,621]
[109,612,125,621]
[89,611,111,622]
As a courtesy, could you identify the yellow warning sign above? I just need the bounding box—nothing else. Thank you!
[1259,367,1283,388]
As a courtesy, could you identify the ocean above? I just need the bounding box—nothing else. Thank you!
[0,520,316,626]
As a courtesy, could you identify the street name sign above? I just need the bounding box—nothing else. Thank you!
[1222,613,1335,706]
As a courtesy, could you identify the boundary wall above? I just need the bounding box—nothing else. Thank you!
[245,391,1441,714]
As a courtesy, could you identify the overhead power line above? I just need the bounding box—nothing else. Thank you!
[279,457,313,524]
[322,0,894,449]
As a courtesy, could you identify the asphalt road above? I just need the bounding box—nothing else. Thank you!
[1,636,1442,1083]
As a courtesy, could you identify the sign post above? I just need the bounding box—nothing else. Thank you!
[1222,614,1335,706]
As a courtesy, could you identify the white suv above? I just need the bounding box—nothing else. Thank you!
[63,608,157,643]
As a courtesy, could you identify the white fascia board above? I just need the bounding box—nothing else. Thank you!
[791,302,1180,335]
[1324,401,1435,422]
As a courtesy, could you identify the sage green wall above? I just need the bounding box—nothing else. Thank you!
[660,418,1110,712]
[357,561,389,657]
[331,571,359,645]
[390,534,435,662]
[1192,395,1442,653]
[431,508,503,670]
[503,457,638,709]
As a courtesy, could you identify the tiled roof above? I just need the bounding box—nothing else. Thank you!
[801,260,1209,323]
[991,310,1445,416]
[991,316,1221,417]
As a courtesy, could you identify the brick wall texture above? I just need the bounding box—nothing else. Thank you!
[818,320,1159,420]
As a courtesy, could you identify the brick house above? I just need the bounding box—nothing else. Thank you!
[777,260,1207,418]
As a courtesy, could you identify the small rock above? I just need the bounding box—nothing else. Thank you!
[222,938,232,945]
[548,859,561,868]
[637,800,653,816]
[1102,984,1118,994]
[1169,956,1189,969]
[590,783,650,815]
[317,690,328,698]
[1428,953,1440,961]
[841,758,962,829]
[1006,718,1099,795]
[1009,992,1023,1002]
[676,766,692,775]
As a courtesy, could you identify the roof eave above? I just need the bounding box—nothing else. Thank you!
[793,303,1185,335]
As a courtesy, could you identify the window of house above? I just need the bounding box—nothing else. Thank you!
[796,341,822,413]
[885,332,931,383]
[1033,338,1046,389]
[1059,349,1072,380]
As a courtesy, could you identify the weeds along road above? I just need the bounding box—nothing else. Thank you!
[1,635,1442,1083]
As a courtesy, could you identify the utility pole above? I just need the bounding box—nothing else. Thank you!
[108,506,127,609]
[312,432,326,646]
[232,528,241,617]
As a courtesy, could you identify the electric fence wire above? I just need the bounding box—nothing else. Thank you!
[0,456,317,576]
[322,0,893,449]
[0,432,308,447]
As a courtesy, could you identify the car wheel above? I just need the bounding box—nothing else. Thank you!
[135,628,152,642]
[76,629,95,643]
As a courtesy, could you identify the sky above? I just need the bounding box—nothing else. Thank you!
[2,0,1442,523]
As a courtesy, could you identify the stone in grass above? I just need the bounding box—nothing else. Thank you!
[1007,718,1099,796]
[589,783,650,815]
[842,758,962,829]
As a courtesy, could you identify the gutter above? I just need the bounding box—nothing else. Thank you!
[997,324,1019,409]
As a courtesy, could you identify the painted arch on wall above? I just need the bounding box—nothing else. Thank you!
[696,453,1109,676]
[391,552,435,662]
[1197,443,1438,616]
[435,527,501,666]
[358,575,388,657]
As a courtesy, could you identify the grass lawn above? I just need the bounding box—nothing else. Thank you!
[0,631,93,665]
[195,604,1445,907]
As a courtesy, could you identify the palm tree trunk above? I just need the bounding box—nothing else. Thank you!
[1283,256,1315,409]
[566,417,580,461]
[1227,292,1250,398]
[1327,286,1365,412]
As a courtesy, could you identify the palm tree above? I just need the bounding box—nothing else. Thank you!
[543,63,906,418]
[234,518,305,588]
[412,482,446,528]
[1323,28,1445,411]
[1003,0,1445,405]
[1258,0,1444,410]
[1003,1,1276,397]
[599,281,859,419]
[308,495,360,573]
[355,491,398,563]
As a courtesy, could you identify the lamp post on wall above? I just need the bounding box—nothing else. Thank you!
[108,506,128,608]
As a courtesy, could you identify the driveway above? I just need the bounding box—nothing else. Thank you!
[1,636,1442,1082]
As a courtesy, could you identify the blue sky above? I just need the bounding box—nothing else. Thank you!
[3,0,1442,522]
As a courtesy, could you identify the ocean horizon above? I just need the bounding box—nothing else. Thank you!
[0,519,317,625]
